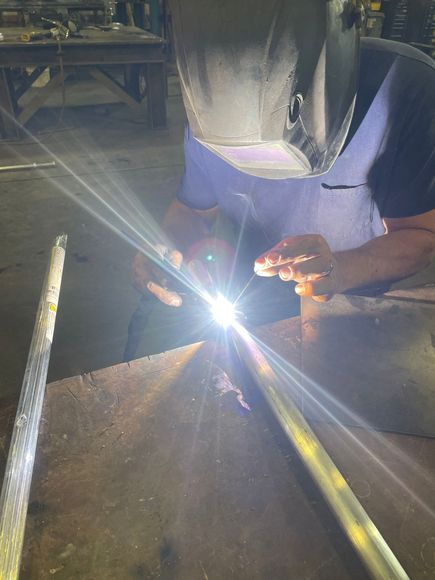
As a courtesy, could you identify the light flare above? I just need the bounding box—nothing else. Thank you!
[3,105,434,527]
[0,107,214,305]
[210,294,236,328]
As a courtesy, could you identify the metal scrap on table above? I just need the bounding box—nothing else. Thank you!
[212,366,251,411]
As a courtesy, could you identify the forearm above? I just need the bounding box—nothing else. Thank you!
[335,228,435,293]
[162,199,218,253]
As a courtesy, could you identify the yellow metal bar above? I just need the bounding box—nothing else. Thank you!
[233,324,409,580]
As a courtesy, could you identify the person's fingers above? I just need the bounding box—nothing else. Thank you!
[277,235,324,261]
[294,255,332,278]
[256,255,324,279]
[294,276,334,298]
[279,256,333,282]
[255,235,325,272]
[147,281,183,307]
[255,265,280,277]
[154,245,183,270]
[254,253,282,276]
[169,249,183,270]
[312,294,333,302]
[155,244,169,260]
[254,252,283,272]
[278,265,293,281]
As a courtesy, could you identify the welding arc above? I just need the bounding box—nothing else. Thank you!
[233,326,409,580]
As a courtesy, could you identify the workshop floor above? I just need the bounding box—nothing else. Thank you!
[0,75,186,400]
[1,75,435,402]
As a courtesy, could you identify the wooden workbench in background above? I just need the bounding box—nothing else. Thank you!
[0,318,434,579]
[0,26,167,139]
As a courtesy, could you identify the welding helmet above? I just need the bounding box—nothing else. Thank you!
[169,0,364,179]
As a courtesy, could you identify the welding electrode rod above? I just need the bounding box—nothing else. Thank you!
[0,161,56,173]
[234,272,257,304]
[234,327,409,580]
[0,234,67,580]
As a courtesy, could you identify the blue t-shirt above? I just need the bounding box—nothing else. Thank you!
[178,38,435,253]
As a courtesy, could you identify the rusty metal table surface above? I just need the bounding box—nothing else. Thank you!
[0,27,165,61]
[0,318,434,579]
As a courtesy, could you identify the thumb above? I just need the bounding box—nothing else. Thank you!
[168,249,183,270]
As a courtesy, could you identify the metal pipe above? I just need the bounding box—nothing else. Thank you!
[233,323,409,580]
[0,234,67,580]
[0,161,56,173]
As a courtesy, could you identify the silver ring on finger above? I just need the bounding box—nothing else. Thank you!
[316,261,335,279]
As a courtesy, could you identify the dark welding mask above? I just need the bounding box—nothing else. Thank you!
[169,0,364,179]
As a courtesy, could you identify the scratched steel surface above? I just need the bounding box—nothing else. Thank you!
[0,321,432,578]
[300,289,435,436]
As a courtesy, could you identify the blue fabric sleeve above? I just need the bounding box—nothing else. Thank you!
[379,59,435,218]
[176,126,218,210]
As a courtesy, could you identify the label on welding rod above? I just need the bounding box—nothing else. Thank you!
[45,246,65,308]
[46,304,57,343]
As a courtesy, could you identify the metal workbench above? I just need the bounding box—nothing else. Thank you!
[0,316,433,579]
[0,26,167,139]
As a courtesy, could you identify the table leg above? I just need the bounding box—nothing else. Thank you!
[89,67,142,113]
[145,62,167,129]
[124,64,143,101]
[17,70,66,127]
[0,69,19,140]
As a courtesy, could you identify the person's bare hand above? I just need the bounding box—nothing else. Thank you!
[254,234,342,302]
[133,245,184,307]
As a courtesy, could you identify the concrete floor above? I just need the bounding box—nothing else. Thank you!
[1,76,434,402]
[0,76,186,400]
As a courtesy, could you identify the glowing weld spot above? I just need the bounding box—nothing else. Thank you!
[211,294,236,328]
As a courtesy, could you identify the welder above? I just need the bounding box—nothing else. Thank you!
[126,0,435,359]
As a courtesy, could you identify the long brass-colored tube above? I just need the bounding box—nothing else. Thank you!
[233,324,409,580]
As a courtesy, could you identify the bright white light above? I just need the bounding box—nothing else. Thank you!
[211,294,236,328]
